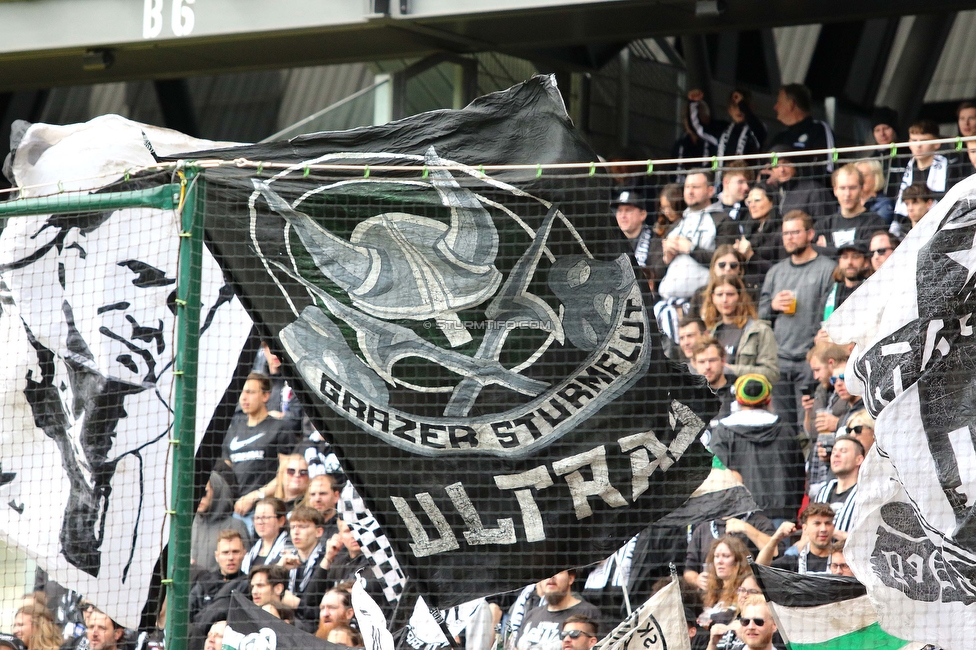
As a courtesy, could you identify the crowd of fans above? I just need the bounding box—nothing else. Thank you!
[8,83,972,650]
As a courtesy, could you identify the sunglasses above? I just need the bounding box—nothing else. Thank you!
[870,247,891,256]
[716,261,740,270]
[849,425,871,434]
[738,617,766,628]
[560,631,595,640]
[830,374,845,385]
[287,467,309,477]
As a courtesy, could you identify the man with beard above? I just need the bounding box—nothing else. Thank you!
[759,212,836,431]
[305,474,341,539]
[822,242,872,321]
[512,571,601,650]
[816,165,886,257]
[756,503,836,574]
[86,611,124,650]
[315,588,355,641]
[727,598,780,650]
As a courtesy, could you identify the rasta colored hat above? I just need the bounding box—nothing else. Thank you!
[733,373,772,406]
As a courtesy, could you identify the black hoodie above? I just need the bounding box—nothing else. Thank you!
[709,410,805,520]
[191,468,251,573]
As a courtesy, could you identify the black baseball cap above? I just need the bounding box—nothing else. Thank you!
[0,634,26,650]
[837,240,869,256]
[611,187,648,212]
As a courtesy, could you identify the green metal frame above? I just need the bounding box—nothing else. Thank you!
[0,177,200,650]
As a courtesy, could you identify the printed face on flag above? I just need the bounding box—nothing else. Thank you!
[826,176,976,650]
[0,116,252,630]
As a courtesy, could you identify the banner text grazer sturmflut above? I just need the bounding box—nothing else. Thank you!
[192,76,716,607]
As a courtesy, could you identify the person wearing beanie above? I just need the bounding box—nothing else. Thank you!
[708,374,806,526]
[870,107,899,146]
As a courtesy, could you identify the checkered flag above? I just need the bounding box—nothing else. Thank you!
[339,481,407,603]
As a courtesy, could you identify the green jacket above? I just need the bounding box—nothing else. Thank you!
[709,318,780,383]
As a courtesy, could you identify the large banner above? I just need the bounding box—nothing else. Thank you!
[828,176,976,650]
[194,76,715,606]
[0,116,252,628]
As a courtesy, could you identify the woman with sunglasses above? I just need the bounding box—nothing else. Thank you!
[698,536,751,629]
[690,245,749,317]
[242,497,293,572]
[845,409,875,451]
[702,276,779,384]
[732,186,784,294]
[274,454,311,512]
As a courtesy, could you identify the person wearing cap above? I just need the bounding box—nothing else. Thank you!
[611,187,654,271]
[760,144,835,219]
[815,164,886,258]
[708,374,805,527]
[871,107,899,146]
[814,434,864,536]
[821,240,872,322]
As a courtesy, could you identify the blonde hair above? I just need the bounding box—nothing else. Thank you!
[16,605,62,650]
[855,159,885,193]
[273,454,309,503]
[846,409,876,430]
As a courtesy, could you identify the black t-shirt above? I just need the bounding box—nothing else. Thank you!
[772,550,829,574]
[514,600,603,650]
[222,414,297,496]
[714,324,744,359]
[816,211,886,256]
[685,513,777,572]
[822,483,854,516]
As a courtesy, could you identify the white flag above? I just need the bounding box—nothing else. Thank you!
[827,175,976,650]
[352,572,396,650]
[595,576,689,650]
[0,115,250,628]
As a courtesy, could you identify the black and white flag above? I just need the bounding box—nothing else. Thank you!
[223,592,342,650]
[594,576,689,650]
[0,116,252,628]
[828,175,976,650]
[194,76,715,607]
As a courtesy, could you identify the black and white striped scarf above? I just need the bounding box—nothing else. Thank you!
[242,530,290,573]
[815,479,859,533]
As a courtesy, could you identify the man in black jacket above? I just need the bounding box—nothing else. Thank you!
[189,530,246,622]
[709,374,805,526]
[770,83,836,173]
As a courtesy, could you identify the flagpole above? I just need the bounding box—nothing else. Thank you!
[165,166,204,650]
